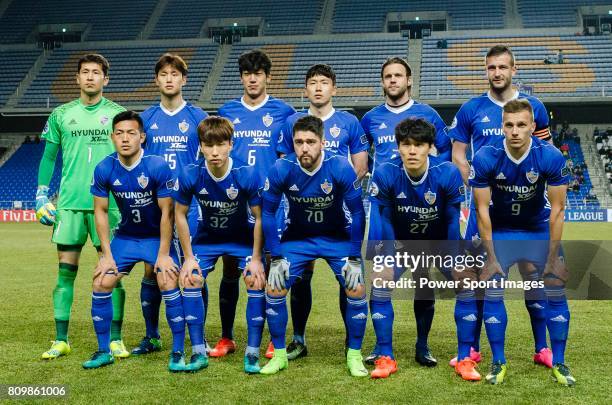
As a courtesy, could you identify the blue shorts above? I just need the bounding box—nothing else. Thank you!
[282,236,356,289]
[192,242,253,278]
[493,226,550,275]
[365,200,381,260]
[111,235,179,275]
[391,240,454,281]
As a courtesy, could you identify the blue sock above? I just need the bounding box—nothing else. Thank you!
[266,294,288,349]
[484,288,507,364]
[91,292,113,353]
[346,296,368,351]
[219,277,240,340]
[370,288,394,358]
[162,288,185,353]
[339,286,348,345]
[246,289,265,354]
[201,283,208,340]
[525,272,548,353]
[289,272,312,343]
[140,278,161,339]
[546,287,570,365]
[414,299,435,351]
[474,297,484,351]
[183,287,206,354]
[455,291,478,361]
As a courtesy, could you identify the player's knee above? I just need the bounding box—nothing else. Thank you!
[544,275,565,288]
[157,276,179,292]
[518,261,538,278]
[93,275,118,293]
[143,263,156,279]
[57,250,80,265]
[266,286,287,297]
[345,284,365,299]
[244,274,265,291]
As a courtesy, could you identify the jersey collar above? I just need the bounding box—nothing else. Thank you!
[160,100,187,116]
[299,151,325,176]
[403,156,429,186]
[384,99,415,114]
[486,90,519,108]
[308,107,335,122]
[503,137,532,165]
[118,149,144,171]
[240,95,269,111]
[205,157,233,182]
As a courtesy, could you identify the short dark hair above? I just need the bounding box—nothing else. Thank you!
[485,45,515,66]
[238,49,272,76]
[112,110,143,131]
[305,64,336,85]
[395,118,435,146]
[503,99,534,121]
[77,53,109,76]
[381,57,412,79]
[197,116,233,144]
[155,53,188,76]
[293,115,323,139]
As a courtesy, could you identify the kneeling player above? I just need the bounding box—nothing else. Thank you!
[261,116,368,376]
[174,116,267,373]
[85,111,194,372]
[471,99,574,385]
[367,118,480,380]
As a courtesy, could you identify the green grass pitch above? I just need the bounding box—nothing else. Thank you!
[1,222,611,403]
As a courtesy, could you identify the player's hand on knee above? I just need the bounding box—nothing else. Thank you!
[479,257,504,281]
[93,255,118,280]
[155,254,179,285]
[244,257,266,290]
[342,257,363,292]
[544,255,569,284]
[180,255,202,287]
[35,186,56,226]
[268,257,289,291]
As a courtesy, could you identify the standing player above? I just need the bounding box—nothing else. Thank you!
[449,45,553,368]
[134,53,208,356]
[276,64,369,359]
[367,118,480,379]
[470,99,573,385]
[173,116,267,373]
[361,57,452,364]
[216,49,295,358]
[36,54,127,360]
[260,116,368,377]
[86,111,198,372]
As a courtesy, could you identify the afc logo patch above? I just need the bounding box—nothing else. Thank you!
[370,182,379,197]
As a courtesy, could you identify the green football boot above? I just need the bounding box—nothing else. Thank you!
[185,353,209,373]
[346,349,368,377]
[131,336,162,355]
[244,353,261,374]
[168,351,186,373]
[552,363,576,386]
[485,361,507,385]
[260,349,288,375]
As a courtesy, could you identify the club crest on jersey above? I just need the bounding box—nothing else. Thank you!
[329,124,341,138]
[526,169,539,184]
[100,116,109,126]
[137,173,149,189]
[262,113,273,127]
[424,190,436,205]
[226,184,239,200]
[178,120,189,133]
[321,179,333,195]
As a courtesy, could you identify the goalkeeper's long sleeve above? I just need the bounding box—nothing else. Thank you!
[37,141,59,187]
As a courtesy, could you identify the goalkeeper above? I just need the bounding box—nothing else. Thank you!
[37,54,127,360]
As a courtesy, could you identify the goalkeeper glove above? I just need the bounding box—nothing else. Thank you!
[268,257,289,291]
[342,257,363,291]
[35,185,56,226]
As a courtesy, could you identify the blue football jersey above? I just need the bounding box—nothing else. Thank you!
[174,157,262,245]
[370,156,464,240]
[91,152,174,239]
[361,100,451,170]
[277,108,369,157]
[469,137,569,230]
[448,91,550,159]
[218,95,295,181]
[141,102,208,173]
[264,152,363,242]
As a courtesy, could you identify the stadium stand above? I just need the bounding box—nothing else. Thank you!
[0,49,41,107]
[151,0,323,39]
[332,0,506,33]
[0,0,157,44]
[420,34,612,99]
[0,143,61,209]
[18,42,219,108]
[212,37,408,105]
[517,0,612,28]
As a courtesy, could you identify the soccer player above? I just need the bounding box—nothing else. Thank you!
[470,99,573,385]
[367,118,478,379]
[135,53,208,356]
[362,57,452,364]
[260,115,368,377]
[86,111,198,372]
[173,116,266,374]
[276,64,369,359]
[217,49,295,358]
[36,54,127,360]
[449,45,553,368]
